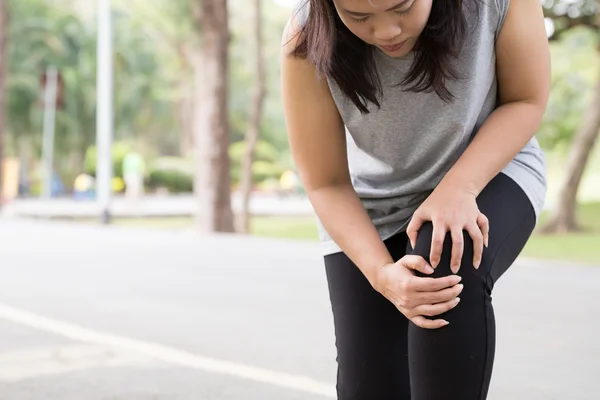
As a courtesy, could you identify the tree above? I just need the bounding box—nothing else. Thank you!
[123,0,197,156]
[237,0,266,234]
[192,0,235,233]
[0,0,7,206]
[542,1,600,232]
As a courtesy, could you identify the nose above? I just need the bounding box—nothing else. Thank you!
[374,24,402,42]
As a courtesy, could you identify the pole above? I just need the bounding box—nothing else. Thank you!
[41,66,58,199]
[96,0,113,224]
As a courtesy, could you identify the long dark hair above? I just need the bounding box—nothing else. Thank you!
[290,0,477,114]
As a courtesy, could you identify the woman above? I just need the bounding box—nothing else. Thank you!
[281,0,550,399]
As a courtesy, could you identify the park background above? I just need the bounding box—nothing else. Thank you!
[0,1,599,399]
[0,0,599,266]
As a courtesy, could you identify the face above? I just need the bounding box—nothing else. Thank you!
[331,0,433,57]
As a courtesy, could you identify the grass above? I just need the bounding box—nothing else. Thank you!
[250,216,318,240]
[521,202,600,265]
[103,202,600,266]
[106,215,320,241]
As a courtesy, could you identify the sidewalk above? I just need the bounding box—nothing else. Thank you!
[0,193,314,219]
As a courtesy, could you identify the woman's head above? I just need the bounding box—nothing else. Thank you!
[331,0,432,58]
[290,0,475,113]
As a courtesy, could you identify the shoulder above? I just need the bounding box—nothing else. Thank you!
[458,0,512,45]
[489,0,511,38]
[280,2,309,57]
[280,2,335,104]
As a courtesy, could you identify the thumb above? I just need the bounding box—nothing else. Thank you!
[398,255,434,275]
[406,215,423,250]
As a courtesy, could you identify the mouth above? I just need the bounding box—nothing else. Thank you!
[380,40,407,52]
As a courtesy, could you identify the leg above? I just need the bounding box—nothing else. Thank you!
[324,233,411,400]
[406,173,536,400]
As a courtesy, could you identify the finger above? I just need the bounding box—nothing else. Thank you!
[414,297,461,317]
[466,222,484,269]
[398,254,434,275]
[410,315,449,329]
[413,283,464,305]
[406,214,423,250]
[429,221,446,269]
[450,227,464,274]
[411,274,462,292]
[478,213,490,248]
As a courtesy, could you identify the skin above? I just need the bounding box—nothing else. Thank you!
[281,0,550,329]
[332,0,432,58]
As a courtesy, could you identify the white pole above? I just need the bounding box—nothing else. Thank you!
[96,0,113,224]
[41,66,58,199]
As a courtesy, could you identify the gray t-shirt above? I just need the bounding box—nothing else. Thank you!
[298,0,547,255]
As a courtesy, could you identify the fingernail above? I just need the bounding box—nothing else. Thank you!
[452,265,459,274]
[425,265,434,274]
[457,284,464,292]
[474,260,480,269]
[455,297,461,303]
[441,321,450,327]
[454,275,462,283]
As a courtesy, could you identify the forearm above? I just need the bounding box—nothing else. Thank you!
[308,183,393,285]
[440,101,545,194]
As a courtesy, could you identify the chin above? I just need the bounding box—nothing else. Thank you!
[380,40,415,58]
[382,46,412,58]
[387,48,411,58]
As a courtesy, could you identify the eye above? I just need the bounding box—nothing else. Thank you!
[353,16,370,24]
[394,1,415,15]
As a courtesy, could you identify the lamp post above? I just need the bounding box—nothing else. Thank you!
[96,0,113,224]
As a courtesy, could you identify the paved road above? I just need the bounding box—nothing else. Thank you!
[0,219,598,399]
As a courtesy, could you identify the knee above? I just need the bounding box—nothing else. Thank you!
[409,222,490,295]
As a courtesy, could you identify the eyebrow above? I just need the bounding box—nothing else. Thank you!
[341,0,411,17]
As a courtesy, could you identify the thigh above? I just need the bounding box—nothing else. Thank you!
[324,233,411,400]
[406,172,537,400]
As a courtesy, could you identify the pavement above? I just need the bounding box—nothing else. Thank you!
[0,193,313,219]
[0,218,598,399]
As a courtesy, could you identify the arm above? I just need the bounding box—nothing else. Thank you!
[280,17,392,285]
[439,0,551,196]
[406,0,550,271]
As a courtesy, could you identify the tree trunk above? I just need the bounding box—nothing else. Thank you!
[542,63,600,233]
[237,0,265,234]
[0,0,7,208]
[193,0,235,233]
[179,81,194,157]
[176,45,194,157]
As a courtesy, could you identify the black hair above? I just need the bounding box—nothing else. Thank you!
[290,0,478,114]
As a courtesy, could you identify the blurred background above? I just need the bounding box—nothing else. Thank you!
[0,0,598,399]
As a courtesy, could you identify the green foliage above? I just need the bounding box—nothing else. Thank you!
[252,160,285,183]
[229,140,287,185]
[146,156,193,193]
[6,0,181,180]
[537,27,600,150]
[83,141,136,178]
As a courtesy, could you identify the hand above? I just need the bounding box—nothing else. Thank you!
[373,255,464,329]
[406,185,489,274]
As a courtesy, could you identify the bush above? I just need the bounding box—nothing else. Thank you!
[229,140,286,186]
[146,156,193,193]
[252,160,285,183]
[84,141,135,178]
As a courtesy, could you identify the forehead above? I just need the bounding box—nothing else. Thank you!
[334,0,405,12]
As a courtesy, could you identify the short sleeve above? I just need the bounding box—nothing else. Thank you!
[294,1,310,27]
[494,0,511,39]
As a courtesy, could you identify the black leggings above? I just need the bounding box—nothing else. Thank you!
[323,173,537,400]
